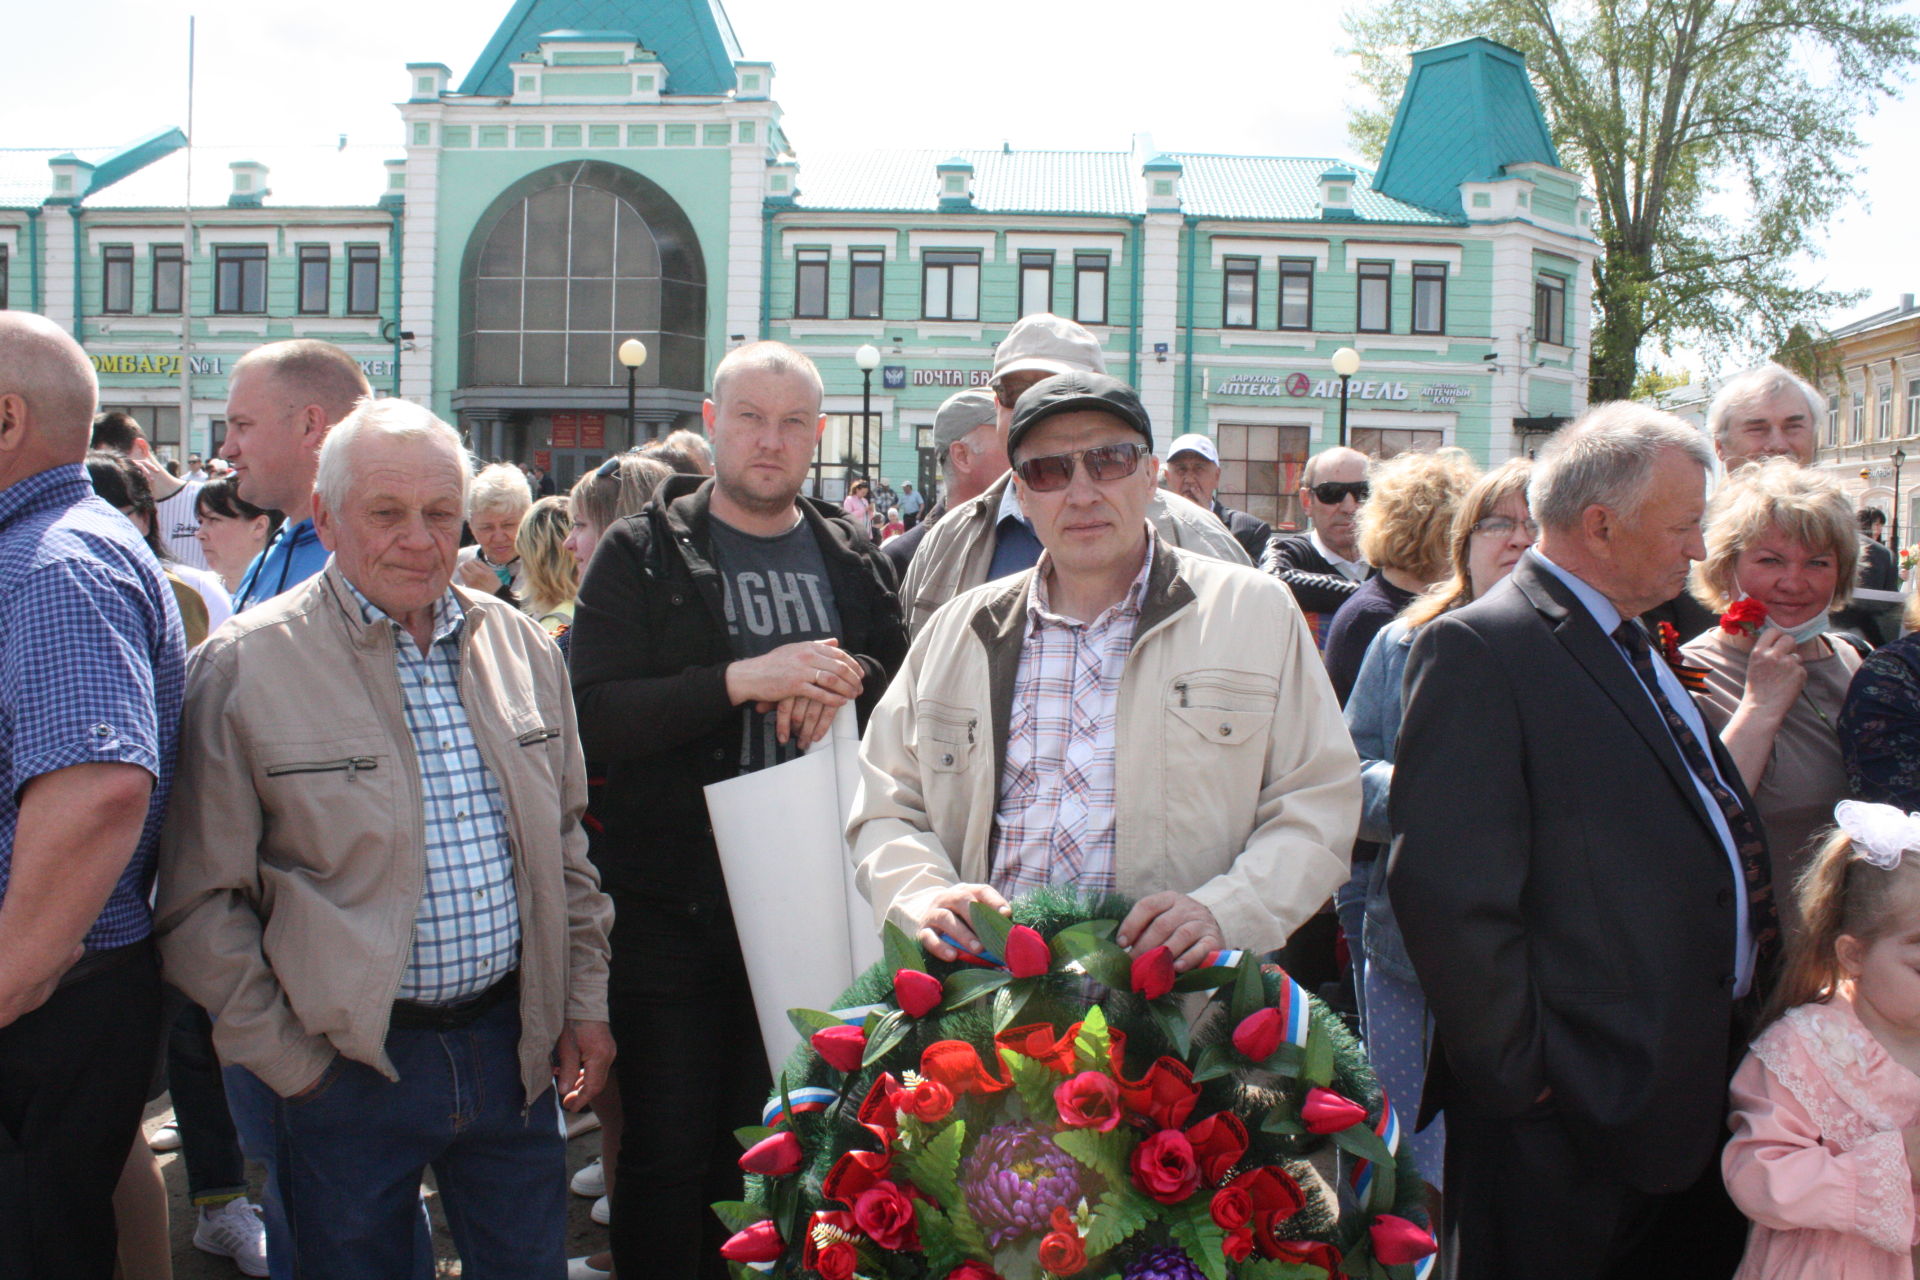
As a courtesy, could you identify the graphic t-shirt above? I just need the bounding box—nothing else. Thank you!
[708,514,842,772]
[154,478,209,571]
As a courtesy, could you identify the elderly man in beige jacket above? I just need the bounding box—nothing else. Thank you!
[851,371,1358,969]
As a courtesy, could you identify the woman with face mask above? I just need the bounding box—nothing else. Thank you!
[1682,459,1865,940]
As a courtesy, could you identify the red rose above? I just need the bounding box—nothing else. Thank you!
[1037,1229,1088,1276]
[1370,1214,1439,1266]
[852,1180,919,1250]
[1130,945,1176,999]
[1230,1166,1307,1258]
[920,1040,1009,1095]
[812,1024,868,1074]
[1268,1239,1342,1275]
[1117,1056,1200,1131]
[719,1219,782,1262]
[1005,924,1051,978]
[1223,1227,1254,1261]
[801,1210,858,1272]
[1720,598,1769,637]
[1184,1112,1249,1184]
[895,1078,955,1124]
[895,968,943,1018]
[945,1265,1005,1280]
[1054,1071,1122,1131]
[1129,1128,1202,1204]
[738,1130,803,1177]
[815,1240,858,1280]
[1210,1185,1253,1231]
[1300,1086,1368,1134]
[1232,1007,1283,1062]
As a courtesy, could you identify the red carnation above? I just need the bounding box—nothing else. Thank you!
[895,968,943,1018]
[1129,1128,1202,1204]
[1054,1070,1122,1131]
[1005,924,1051,978]
[718,1220,782,1262]
[1232,1007,1284,1062]
[812,1023,867,1074]
[852,1180,919,1251]
[894,1078,955,1124]
[1370,1214,1439,1265]
[1130,945,1176,1000]
[1720,598,1768,637]
[738,1130,803,1177]
[1300,1086,1368,1134]
[1037,1229,1088,1276]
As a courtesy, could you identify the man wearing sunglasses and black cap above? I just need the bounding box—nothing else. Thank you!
[1260,445,1374,648]
[850,370,1359,980]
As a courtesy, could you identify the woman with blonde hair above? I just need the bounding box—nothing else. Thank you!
[1322,446,1481,703]
[565,454,673,572]
[515,496,578,636]
[1682,459,1863,938]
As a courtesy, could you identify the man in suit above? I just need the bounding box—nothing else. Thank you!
[1390,402,1773,1279]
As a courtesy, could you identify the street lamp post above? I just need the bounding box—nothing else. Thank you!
[1331,347,1361,449]
[618,338,648,446]
[1895,446,1907,550]
[854,344,881,493]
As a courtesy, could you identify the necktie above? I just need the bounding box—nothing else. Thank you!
[1612,619,1780,971]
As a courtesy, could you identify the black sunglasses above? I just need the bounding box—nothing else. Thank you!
[1014,442,1147,493]
[1307,480,1370,505]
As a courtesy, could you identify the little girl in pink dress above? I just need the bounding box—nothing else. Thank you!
[1724,800,1920,1278]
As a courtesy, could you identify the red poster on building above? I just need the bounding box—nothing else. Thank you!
[551,414,579,448]
[579,412,605,449]
[533,449,552,472]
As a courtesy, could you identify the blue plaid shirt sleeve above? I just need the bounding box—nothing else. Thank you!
[1,558,165,792]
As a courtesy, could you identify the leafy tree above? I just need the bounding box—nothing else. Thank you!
[1344,0,1917,401]
[1629,363,1691,401]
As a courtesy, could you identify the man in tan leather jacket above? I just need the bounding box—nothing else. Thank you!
[851,372,1358,973]
[156,398,611,1278]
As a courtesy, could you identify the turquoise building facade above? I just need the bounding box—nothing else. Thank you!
[0,0,1597,529]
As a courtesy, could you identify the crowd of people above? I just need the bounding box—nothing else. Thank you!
[7,299,1920,1280]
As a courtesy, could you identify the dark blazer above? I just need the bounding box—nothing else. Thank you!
[1388,554,1766,1194]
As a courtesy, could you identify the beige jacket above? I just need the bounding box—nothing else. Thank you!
[899,473,1250,634]
[155,565,611,1104]
[851,536,1359,953]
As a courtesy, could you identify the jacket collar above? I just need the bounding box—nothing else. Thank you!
[319,561,497,653]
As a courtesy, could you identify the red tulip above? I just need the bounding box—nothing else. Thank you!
[1130,945,1176,999]
[1005,924,1051,978]
[1232,1007,1283,1062]
[738,1130,803,1177]
[895,968,943,1018]
[718,1219,782,1262]
[1300,1086,1368,1134]
[1370,1214,1438,1266]
[812,1023,867,1074]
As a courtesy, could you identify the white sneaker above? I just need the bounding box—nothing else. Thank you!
[194,1197,269,1278]
[148,1122,182,1152]
[590,1194,610,1226]
[570,1158,605,1198]
[567,1256,613,1280]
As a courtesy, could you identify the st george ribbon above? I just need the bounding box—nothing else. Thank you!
[706,703,882,1074]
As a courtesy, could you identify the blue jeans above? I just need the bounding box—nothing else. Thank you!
[271,999,565,1280]
[163,996,247,1205]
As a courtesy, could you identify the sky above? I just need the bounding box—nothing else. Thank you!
[6,0,1915,373]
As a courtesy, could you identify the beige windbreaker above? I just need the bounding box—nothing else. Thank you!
[851,536,1360,954]
[155,565,611,1105]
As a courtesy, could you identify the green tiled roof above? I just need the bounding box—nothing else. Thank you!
[789,148,1455,223]
[459,0,743,97]
[1372,37,1558,218]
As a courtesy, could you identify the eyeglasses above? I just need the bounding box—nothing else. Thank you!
[1307,480,1370,505]
[1014,442,1147,492]
[1472,515,1540,540]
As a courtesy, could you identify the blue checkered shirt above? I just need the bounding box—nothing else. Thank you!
[345,578,520,1004]
[0,465,185,948]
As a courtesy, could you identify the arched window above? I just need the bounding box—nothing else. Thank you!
[460,161,706,390]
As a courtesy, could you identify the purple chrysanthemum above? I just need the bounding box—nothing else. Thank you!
[1121,1244,1205,1280]
[957,1123,1085,1249]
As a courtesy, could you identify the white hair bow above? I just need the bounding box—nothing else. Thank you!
[1835,800,1920,870]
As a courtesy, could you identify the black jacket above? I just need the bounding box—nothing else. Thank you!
[1260,531,1366,616]
[1210,499,1272,564]
[569,476,909,905]
[1389,556,1768,1194]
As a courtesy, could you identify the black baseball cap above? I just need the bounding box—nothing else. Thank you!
[1006,371,1153,460]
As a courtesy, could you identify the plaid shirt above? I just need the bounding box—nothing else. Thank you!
[346,579,520,1004]
[990,538,1154,899]
[0,466,185,948]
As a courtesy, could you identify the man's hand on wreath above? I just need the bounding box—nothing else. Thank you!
[1117,892,1223,972]
[916,883,1012,962]
[555,1019,616,1112]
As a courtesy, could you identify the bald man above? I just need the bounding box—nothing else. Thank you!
[222,340,370,610]
[0,313,187,1277]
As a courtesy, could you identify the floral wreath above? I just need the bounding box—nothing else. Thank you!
[715,889,1435,1280]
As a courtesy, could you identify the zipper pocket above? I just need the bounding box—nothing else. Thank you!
[516,727,561,746]
[264,756,378,778]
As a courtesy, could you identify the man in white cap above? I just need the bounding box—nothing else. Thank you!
[881,388,1003,582]
[899,313,1247,633]
[1164,433,1270,562]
